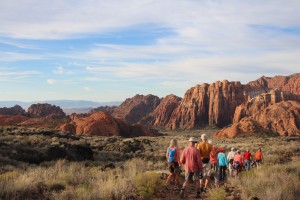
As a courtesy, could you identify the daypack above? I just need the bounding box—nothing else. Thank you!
[167,147,177,163]
[234,161,240,167]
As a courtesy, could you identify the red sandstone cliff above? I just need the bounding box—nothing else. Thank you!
[215,90,300,137]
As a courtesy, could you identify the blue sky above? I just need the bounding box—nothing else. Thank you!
[0,0,300,102]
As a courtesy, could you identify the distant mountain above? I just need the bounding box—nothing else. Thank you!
[0,100,121,110]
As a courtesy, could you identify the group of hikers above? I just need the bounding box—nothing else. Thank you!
[165,134,264,198]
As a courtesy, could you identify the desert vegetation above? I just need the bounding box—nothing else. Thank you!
[0,127,300,199]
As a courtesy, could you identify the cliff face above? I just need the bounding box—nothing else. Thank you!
[112,94,160,124]
[164,81,250,129]
[141,94,182,128]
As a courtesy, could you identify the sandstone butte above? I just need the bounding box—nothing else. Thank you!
[215,89,300,137]
[27,103,66,119]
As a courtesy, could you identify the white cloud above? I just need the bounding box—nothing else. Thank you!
[0,0,299,39]
[0,52,42,62]
[47,79,57,85]
[83,86,91,91]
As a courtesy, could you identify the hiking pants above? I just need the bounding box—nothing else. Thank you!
[219,166,226,181]
[244,160,250,171]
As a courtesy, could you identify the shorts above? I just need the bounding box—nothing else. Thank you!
[256,159,262,164]
[202,163,212,178]
[185,171,200,181]
[168,162,180,174]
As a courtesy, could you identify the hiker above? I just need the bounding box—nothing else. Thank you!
[255,148,263,168]
[233,150,244,177]
[243,149,252,171]
[180,137,203,198]
[217,146,228,182]
[209,140,222,187]
[197,134,213,193]
[227,147,236,177]
[165,139,181,190]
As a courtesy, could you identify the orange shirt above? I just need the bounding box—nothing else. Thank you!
[255,151,263,160]
[197,141,213,159]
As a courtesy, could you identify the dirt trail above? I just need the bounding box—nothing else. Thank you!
[154,173,242,200]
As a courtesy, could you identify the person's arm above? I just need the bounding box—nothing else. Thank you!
[177,148,181,165]
[197,150,203,171]
[180,149,186,164]
[225,154,229,166]
[166,148,169,161]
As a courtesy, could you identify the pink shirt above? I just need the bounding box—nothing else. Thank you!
[180,145,203,173]
[234,154,244,166]
[166,147,181,162]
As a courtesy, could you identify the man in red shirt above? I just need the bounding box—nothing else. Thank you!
[180,137,203,198]
[243,149,252,171]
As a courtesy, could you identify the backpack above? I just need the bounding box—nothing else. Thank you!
[167,147,177,163]
[234,161,240,167]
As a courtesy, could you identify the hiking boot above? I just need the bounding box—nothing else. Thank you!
[179,189,185,198]
[200,186,204,193]
[196,191,201,198]
[203,187,207,193]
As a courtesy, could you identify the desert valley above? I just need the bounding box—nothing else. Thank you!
[0,74,300,200]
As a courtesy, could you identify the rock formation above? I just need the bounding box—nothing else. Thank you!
[141,94,182,128]
[248,73,300,96]
[60,112,158,137]
[112,94,160,124]
[27,103,66,119]
[165,81,251,129]
[0,115,29,126]
[0,105,26,116]
[89,106,117,115]
[215,90,300,137]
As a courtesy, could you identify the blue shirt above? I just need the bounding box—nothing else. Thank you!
[218,152,228,167]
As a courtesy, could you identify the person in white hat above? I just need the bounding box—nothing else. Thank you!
[179,137,203,198]
[227,147,236,177]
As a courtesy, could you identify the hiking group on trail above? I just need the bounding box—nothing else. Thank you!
[165,134,264,198]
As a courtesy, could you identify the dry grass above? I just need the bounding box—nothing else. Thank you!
[0,158,163,200]
[207,187,227,200]
[229,161,300,200]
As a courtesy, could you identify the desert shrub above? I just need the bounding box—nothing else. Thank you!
[230,161,300,200]
[133,171,162,199]
[123,158,148,178]
[44,179,67,191]
[207,187,227,200]
[0,171,20,182]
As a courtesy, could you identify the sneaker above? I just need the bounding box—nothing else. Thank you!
[174,185,179,190]
[203,187,207,193]
[196,192,201,198]
[179,189,185,198]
